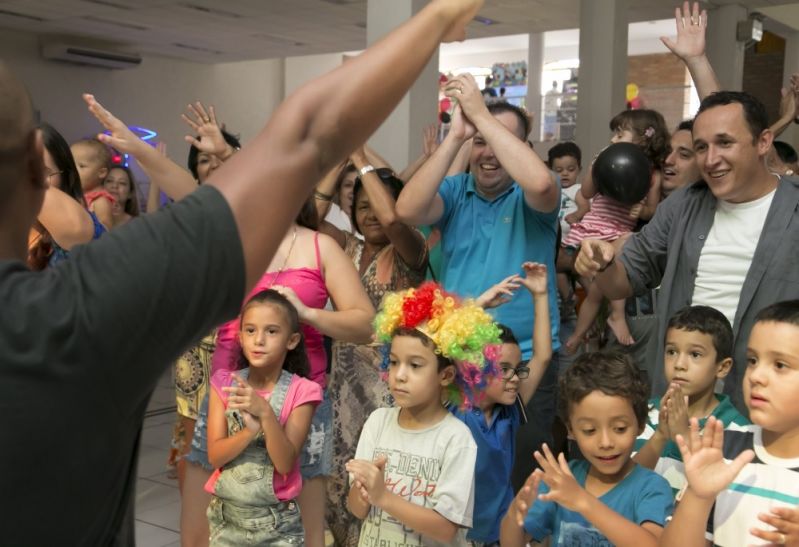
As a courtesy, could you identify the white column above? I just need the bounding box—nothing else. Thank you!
[705,3,747,91]
[528,32,544,141]
[367,0,438,170]
[575,0,628,159]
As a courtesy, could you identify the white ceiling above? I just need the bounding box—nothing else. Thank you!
[0,0,797,63]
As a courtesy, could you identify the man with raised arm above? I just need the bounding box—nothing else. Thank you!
[0,1,481,544]
[395,72,560,487]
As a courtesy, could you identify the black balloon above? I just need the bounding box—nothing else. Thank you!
[593,142,651,205]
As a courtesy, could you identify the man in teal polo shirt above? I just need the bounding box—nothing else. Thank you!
[396,72,560,489]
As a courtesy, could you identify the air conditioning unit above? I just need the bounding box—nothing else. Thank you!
[41,43,142,70]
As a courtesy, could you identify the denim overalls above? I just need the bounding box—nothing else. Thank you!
[207,369,304,546]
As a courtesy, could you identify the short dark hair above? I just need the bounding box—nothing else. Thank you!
[666,306,733,362]
[755,300,799,328]
[547,141,582,169]
[696,91,768,142]
[558,350,649,428]
[391,326,453,371]
[676,119,694,132]
[774,141,798,165]
[496,323,518,346]
[487,101,530,140]
[350,168,404,234]
[239,289,309,378]
[187,128,241,180]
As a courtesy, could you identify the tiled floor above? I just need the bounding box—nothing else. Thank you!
[136,371,182,547]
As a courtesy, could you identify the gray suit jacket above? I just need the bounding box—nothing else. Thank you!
[619,175,799,413]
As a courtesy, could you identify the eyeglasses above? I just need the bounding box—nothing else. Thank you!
[45,170,63,180]
[501,365,530,380]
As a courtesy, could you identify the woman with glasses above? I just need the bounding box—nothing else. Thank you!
[324,147,429,547]
[28,123,105,270]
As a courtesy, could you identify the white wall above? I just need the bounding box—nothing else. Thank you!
[0,29,284,177]
[284,52,347,96]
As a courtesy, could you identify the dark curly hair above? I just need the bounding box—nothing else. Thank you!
[609,109,670,169]
[238,289,309,378]
[558,350,649,428]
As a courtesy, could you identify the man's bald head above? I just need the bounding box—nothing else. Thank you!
[0,62,35,180]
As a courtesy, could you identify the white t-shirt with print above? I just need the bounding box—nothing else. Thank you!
[354,406,477,547]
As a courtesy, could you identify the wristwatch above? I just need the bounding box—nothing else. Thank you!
[358,164,376,176]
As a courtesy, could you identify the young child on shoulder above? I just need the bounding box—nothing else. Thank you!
[70,138,115,229]
[661,300,799,547]
[453,261,552,545]
[205,289,322,545]
[500,350,674,547]
[633,306,749,496]
[562,109,669,352]
[347,282,498,546]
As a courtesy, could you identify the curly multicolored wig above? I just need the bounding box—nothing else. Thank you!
[374,282,502,409]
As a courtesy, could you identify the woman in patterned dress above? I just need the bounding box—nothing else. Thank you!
[323,148,428,547]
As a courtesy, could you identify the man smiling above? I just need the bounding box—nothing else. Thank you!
[576,91,799,412]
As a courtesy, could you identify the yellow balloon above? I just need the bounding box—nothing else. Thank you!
[626,83,639,102]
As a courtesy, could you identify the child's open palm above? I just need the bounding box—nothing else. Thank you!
[535,444,587,512]
[676,417,754,501]
[509,468,542,526]
[520,262,548,296]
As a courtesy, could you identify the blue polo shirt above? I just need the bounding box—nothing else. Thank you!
[436,173,560,357]
[450,403,521,543]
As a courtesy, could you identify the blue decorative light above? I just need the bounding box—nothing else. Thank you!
[103,125,158,167]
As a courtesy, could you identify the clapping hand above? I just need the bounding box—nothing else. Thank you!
[223,373,271,431]
[476,274,522,309]
[535,444,589,513]
[346,456,388,507]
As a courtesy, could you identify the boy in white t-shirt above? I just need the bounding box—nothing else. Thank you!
[347,282,502,546]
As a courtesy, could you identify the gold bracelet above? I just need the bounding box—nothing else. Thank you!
[314,190,333,201]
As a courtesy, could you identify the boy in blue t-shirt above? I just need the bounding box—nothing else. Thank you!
[662,300,799,547]
[633,306,749,496]
[500,351,674,546]
[451,261,552,545]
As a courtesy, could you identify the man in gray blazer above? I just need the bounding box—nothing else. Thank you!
[575,90,799,413]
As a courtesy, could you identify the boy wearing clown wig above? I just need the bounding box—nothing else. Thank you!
[346,282,502,546]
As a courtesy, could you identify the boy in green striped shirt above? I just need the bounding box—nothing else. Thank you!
[633,306,749,495]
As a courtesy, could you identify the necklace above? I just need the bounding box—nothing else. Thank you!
[268,226,297,287]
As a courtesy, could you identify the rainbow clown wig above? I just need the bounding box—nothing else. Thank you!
[373,281,502,409]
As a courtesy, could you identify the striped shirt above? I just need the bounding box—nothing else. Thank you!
[706,425,799,546]
[561,193,637,248]
[634,394,750,497]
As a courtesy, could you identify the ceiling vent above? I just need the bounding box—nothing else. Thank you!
[41,43,142,69]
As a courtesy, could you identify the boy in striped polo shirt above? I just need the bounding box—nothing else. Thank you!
[662,300,799,546]
[633,306,749,496]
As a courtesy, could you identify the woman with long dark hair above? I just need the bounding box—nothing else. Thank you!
[27,123,104,270]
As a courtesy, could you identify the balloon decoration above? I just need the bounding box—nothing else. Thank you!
[593,142,651,205]
[626,83,643,110]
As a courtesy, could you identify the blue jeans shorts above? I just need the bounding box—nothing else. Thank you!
[299,390,332,479]
[185,393,214,471]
